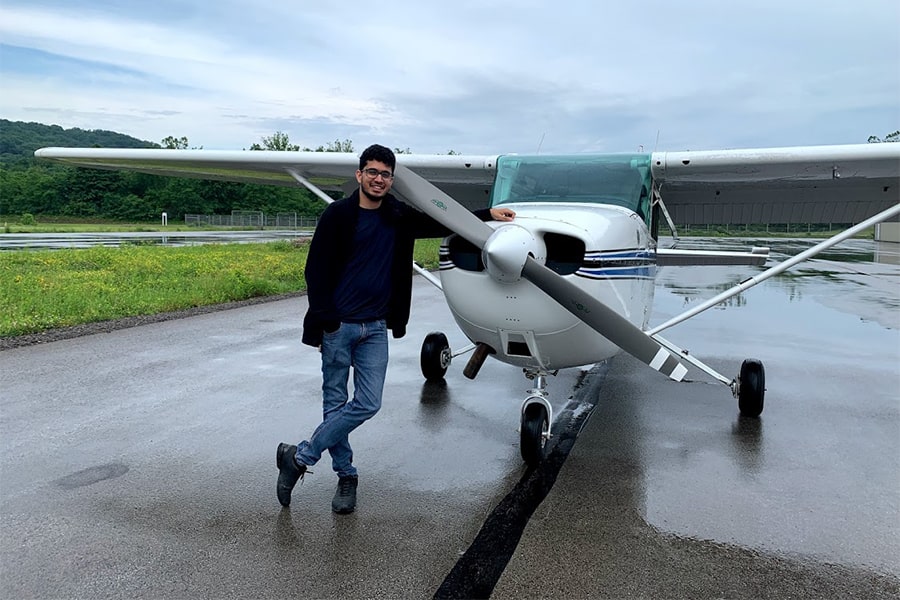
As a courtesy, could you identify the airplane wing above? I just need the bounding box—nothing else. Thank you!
[35,143,899,227]
[32,148,499,214]
[649,144,900,226]
[655,247,771,266]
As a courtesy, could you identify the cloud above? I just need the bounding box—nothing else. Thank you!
[1,0,897,153]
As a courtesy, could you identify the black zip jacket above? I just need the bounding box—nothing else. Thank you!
[301,189,491,347]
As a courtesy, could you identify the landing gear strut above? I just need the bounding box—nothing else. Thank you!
[650,336,769,418]
[418,334,554,466]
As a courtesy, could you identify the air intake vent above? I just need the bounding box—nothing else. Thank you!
[544,232,585,275]
[448,235,484,271]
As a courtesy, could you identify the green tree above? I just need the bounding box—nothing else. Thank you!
[0,165,66,215]
[867,130,899,143]
[313,139,354,152]
[145,178,206,219]
[105,193,158,221]
[161,135,190,149]
[60,167,128,216]
[249,131,300,151]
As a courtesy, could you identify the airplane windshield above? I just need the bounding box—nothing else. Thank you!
[491,153,653,220]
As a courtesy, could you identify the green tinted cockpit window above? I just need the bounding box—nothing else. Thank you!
[491,153,653,221]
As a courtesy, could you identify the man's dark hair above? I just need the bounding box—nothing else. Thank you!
[359,144,396,171]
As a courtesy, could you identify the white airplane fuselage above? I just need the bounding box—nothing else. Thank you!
[439,202,656,371]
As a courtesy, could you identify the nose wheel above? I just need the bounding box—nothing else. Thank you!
[521,402,550,466]
[520,370,553,466]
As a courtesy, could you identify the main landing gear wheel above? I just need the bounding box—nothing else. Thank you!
[520,402,549,466]
[420,332,451,381]
[738,358,766,417]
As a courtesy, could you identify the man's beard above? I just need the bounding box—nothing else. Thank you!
[362,184,386,202]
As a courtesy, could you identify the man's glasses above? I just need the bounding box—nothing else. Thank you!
[361,168,394,180]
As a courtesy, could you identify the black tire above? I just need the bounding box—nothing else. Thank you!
[738,358,766,417]
[520,402,549,466]
[420,332,450,381]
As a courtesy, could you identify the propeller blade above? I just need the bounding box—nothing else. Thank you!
[391,164,494,248]
[521,256,688,381]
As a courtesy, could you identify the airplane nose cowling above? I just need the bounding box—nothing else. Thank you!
[482,224,545,284]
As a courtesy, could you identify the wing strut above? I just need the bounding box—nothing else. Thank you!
[284,168,443,290]
[648,202,900,336]
[285,168,338,205]
[653,185,680,241]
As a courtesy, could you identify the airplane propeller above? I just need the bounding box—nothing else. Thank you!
[392,165,688,381]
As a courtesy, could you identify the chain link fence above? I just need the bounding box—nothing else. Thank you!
[184,211,319,229]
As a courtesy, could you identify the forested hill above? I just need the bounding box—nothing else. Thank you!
[0,120,326,221]
[0,119,158,164]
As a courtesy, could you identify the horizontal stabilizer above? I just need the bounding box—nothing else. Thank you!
[656,247,769,266]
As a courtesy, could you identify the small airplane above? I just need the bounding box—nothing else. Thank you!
[35,142,900,465]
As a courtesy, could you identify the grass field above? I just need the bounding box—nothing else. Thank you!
[0,238,442,337]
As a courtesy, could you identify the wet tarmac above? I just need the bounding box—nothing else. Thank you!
[1,238,898,598]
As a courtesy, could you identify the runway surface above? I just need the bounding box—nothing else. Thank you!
[0,230,308,250]
[1,237,898,598]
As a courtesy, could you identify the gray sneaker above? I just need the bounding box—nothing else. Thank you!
[332,475,358,514]
[276,443,308,507]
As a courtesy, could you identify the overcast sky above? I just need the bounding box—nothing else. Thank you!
[1,0,898,155]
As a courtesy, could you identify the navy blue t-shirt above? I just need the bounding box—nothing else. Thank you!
[333,208,395,322]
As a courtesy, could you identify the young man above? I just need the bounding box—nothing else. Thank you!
[276,144,514,513]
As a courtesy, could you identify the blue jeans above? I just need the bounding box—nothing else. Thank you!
[295,320,388,478]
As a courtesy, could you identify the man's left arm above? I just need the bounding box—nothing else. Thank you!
[407,205,516,239]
